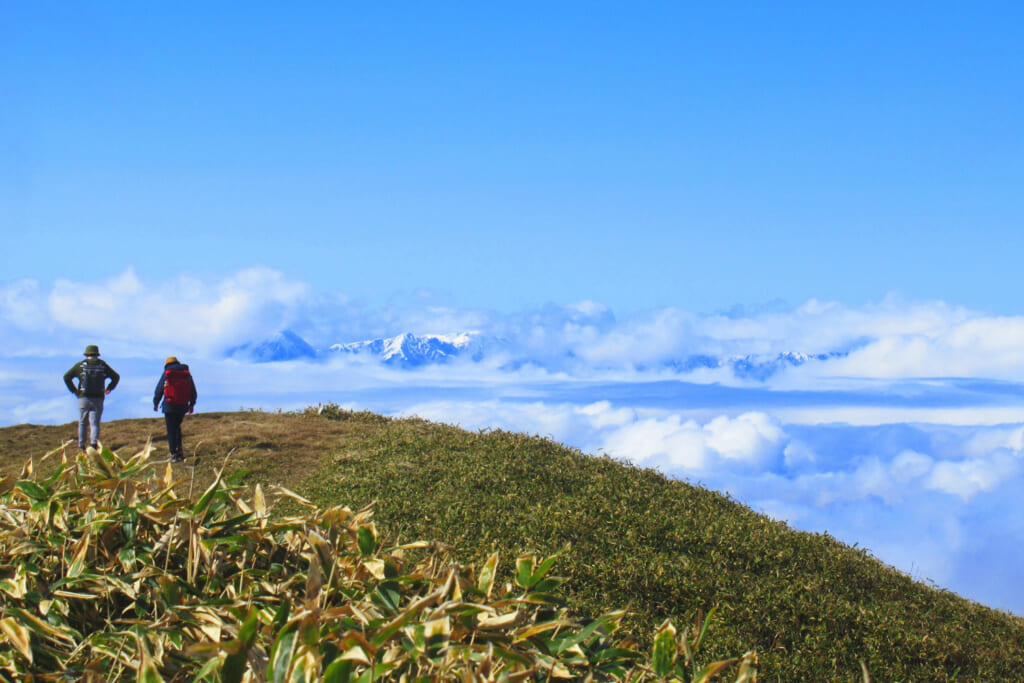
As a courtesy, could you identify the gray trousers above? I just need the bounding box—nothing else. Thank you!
[77,396,104,448]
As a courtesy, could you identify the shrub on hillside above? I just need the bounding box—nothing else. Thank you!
[0,443,755,681]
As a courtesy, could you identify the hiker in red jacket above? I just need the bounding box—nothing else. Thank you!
[153,356,198,463]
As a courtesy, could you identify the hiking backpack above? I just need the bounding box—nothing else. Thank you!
[163,367,192,406]
[80,361,107,396]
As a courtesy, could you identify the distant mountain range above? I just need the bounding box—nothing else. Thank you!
[329,332,479,368]
[228,329,846,379]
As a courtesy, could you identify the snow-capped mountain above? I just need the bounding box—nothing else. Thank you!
[228,329,318,363]
[329,332,479,368]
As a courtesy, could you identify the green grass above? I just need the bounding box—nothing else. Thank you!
[3,407,1024,680]
[296,407,1024,681]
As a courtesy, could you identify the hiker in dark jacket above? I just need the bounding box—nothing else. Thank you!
[63,344,120,451]
[153,356,198,463]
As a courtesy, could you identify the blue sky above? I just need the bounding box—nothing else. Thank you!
[5,3,1024,616]
[4,2,1023,313]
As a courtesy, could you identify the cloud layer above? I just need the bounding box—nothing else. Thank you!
[4,268,1024,615]
[8,268,1024,386]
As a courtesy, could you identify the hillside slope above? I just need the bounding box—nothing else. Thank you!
[3,408,1023,680]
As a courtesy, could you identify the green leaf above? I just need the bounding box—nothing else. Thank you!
[590,647,641,664]
[268,623,297,683]
[477,552,499,599]
[192,473,224,517]
[192,656,222,681]
[515,555,535,589]
[271,600,291,632]
[531,548,567,584]
[15,481,48,501]
[353,662,395,683]
[373,581,401,614]
[221,610,260,683]
[323,658,354,683]
[552,615,611,654]
[357,524,376,556]
[208,512,256,535]
[651,622,678,678]
[692,605,719,655]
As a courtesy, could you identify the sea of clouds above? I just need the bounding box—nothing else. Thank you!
[4,267,1024,615]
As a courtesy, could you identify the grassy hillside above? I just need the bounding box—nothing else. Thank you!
[3,407,1024,680]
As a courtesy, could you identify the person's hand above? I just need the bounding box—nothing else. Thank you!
[105,389,112,395]
[153,405,159,412]
[187,406,194,415]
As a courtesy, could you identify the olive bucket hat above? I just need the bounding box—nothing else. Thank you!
[84,345,100,356]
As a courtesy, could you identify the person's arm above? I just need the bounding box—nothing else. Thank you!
[188,375,198,413]
[63,364,80,395]
[153,373,165,410]
[104,362,120,394]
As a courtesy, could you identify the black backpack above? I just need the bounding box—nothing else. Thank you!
[80,361,107,397]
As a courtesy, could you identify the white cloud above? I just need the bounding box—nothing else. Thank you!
[5,268,310,358]
[404,401,788,475]
[704,413,785,466]
[891,450,933,483]
[9,397,68,426]
[603,416,713,470]
[926,453,1020,501]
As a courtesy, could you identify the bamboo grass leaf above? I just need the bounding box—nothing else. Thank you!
[267,623,298,683]
[221,610,260,683]
[15,480,48,501]
[690,657,738,683]
[477,551,499,600]
[652,621,678,678]
[135,632,166,683]
[0,617,33,662]
[66,533,91,578]
[515,556,535,589]
[357,523,377,556]
[323,658,354,683]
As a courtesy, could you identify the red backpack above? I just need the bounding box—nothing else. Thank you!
[164,367,192,406]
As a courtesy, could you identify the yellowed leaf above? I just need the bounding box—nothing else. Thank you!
[478,611,522,630]
[0,616,33,662]
[67,533,91,578]
[340,645,371,665]
[363,558,387,579]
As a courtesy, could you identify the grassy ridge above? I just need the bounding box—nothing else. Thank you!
[3,409,1024,680]
[296,408,1024,681]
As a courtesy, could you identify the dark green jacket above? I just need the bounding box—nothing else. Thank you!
[64,358,120,398]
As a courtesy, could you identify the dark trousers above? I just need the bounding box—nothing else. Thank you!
[164,408,187,456]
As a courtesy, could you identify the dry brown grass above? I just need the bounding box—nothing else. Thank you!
[0,411,372,493]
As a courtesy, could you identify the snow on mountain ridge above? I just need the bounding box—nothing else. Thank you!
[232,329,846,380]
[330,332,480,367]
